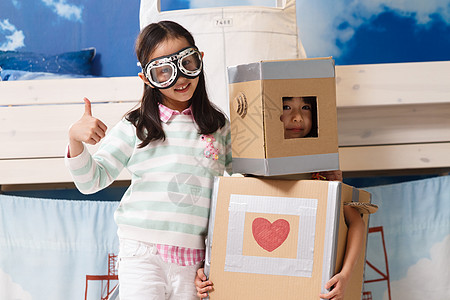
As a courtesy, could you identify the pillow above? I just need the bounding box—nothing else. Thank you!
[0,48,96,75]
[0,69,94,81]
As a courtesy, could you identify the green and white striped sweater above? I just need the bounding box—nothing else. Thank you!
[65,115,232,249]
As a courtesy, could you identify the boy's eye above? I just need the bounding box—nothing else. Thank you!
[283,105,291,110]
[302,105,311,110]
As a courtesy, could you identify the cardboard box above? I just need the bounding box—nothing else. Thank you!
[228,57,339,176]
[205,177,371,299]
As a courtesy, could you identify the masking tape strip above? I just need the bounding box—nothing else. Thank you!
[232,153,339,176]
[352,187,360,203]
[225,194,318,277]
[228,195,317,216]
[228,58,335,84]
[225,255,314,277]
[320,182,341,295]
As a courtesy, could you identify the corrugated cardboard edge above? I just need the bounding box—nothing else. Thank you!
[345,202,378,214]
[204,176,221,294]
[320,181,342,296]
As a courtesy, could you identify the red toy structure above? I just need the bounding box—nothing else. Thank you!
[363,226,392,300]
[85,253,119,300]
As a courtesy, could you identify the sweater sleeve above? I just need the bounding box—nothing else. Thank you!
[65,119,136,194]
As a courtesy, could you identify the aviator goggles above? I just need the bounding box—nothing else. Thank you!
[142,46,203,89]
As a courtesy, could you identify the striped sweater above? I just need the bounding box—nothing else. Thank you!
[65,109,232,249]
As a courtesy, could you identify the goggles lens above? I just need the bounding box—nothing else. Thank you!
[148,63,176,88]
[144,47,202,89]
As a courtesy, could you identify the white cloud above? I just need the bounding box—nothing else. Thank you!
[295,0,450,57]
[0,19,25,51]
[361,0,450,24]
[0,269,32,300]
[12,0,20,9]
[383,234,450,300]
[41,0,83,22]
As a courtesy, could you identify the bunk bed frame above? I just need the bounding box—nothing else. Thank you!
[1,61,449,189]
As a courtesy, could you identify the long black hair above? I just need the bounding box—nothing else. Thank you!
[126,20,226,148]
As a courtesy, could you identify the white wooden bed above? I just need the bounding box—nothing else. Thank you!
[1,61,449,188]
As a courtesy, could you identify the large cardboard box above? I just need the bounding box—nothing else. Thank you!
[228,57,339,176]
[205,177,371,299]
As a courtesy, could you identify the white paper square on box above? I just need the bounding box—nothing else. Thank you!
[225,194,318,277]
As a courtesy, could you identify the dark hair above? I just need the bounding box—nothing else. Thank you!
[302,96,318,138]
[126,20,226,148]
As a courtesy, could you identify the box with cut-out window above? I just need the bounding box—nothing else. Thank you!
[204,176,374,300]
[227,57,339,176]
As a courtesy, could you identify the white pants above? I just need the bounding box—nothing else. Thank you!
[118,239,201,300]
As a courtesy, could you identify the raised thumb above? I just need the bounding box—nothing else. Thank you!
[83,97,92,116]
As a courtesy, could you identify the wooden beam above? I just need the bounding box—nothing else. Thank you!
[339,143,450,172]
[0,76,143,106]
[337,102,450,146]
[0,102,138,159]
[335,60,450,107]
[0,158,131,185]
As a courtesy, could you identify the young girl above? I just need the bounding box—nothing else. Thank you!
[66,21,231,299]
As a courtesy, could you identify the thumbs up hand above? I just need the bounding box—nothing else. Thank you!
[68,98,108,157]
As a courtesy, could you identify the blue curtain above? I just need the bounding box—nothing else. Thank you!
[0,195,119,300]
[1,175,449,299]
[362,175,450,300]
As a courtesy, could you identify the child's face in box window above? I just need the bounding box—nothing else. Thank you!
[280,97,313,139]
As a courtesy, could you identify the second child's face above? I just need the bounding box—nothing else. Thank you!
[141,37,200,112]
[280,97,313,139]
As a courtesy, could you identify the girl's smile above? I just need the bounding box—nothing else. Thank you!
[174,82,191,92]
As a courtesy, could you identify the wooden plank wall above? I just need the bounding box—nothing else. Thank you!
[0,77,142,185]
[1,61,449,185]
[336,61,450,174]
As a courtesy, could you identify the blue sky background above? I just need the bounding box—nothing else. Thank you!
[1,0,449,76]
[335,8,450,64]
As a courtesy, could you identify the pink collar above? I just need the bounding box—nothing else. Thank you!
[158,103,192,123]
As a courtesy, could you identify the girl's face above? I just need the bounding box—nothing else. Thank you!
[280,97,313,139]
[139,37,200,112]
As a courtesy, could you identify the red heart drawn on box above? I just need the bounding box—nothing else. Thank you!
[252,218,290,252]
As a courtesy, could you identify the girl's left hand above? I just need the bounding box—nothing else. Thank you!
[195,268,213,299]
[318,272,349,300]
